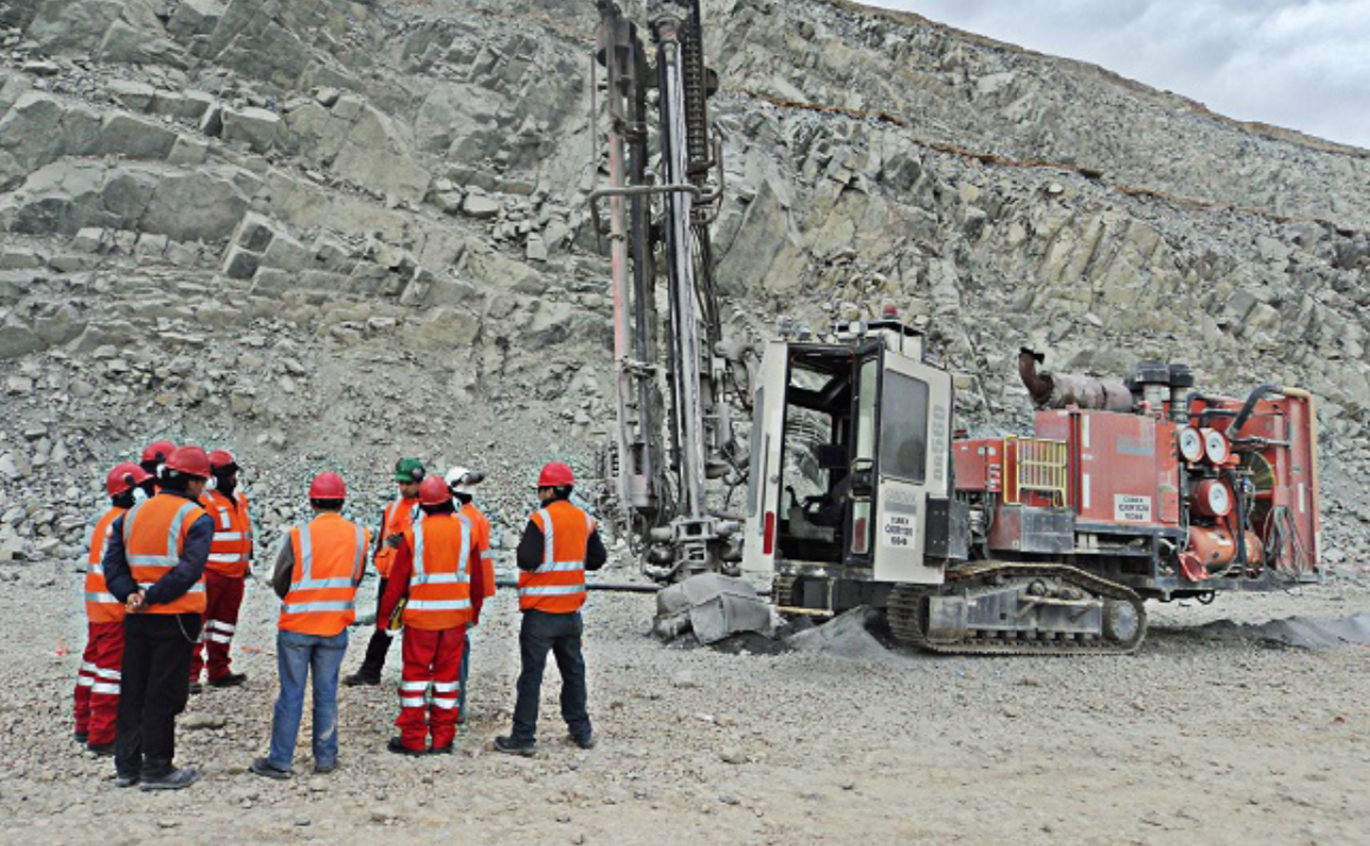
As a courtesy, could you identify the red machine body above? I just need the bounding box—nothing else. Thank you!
[953,375,1320,599]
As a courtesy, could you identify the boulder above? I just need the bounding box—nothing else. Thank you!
[94,112,179,160]
[233,212,279,252]
[222,245,262,280]
[221,106,280,153]
[461,193,500,220]
[0,319,42,360]
[106,79,157,113]
[167,0,227,40]
[26,0,124,53]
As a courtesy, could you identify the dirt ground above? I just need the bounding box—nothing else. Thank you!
[1,559,1368,846]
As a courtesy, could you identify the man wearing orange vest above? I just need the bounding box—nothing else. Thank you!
[189,449,253,692]
[345,457,425,687]
[445,465,492,723]
[495,462,607,756]
[101,446,215,790]
[377,476,486,754]
[74,462,152,755]
[249,472,370,779]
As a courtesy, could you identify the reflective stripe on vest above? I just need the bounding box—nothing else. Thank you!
[202,491,251,577]
[518,503,594,613]
[402,515,474,628]
[121,495,207,615]
[280,516,367,635]
[85,506,127,623]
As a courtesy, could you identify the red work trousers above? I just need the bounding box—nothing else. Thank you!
[190,570,245,683]
[397,625,465,751]
[74,621,124,745]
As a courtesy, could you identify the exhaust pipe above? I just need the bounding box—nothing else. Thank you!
[1019,348,1134,412]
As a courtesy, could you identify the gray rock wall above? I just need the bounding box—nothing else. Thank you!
[0,0,1367,563]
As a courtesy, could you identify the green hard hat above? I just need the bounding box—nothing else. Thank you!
[394,457,426,482]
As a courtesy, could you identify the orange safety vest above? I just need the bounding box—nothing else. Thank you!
[374,497,418,579]
[400,513,474,631]
[121,494,208,614]
[518,500,596,614]
[85,506,127,623]
[461,502,496,599]
[280,513,370,637]
[201,489,252,578]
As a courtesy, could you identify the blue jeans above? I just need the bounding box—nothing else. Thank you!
[268,629,348,771]
[511,610,591,745]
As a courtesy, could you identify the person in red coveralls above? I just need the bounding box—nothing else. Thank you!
[189,449,253,692]
[74,462,152,755]
[377,476,486,755]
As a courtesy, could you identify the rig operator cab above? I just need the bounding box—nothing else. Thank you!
[741,318,966,612]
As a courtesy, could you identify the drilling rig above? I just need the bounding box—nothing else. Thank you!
[588,2,1322,653]
[590,0,752,583]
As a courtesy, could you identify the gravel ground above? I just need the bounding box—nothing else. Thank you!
[1,558,1368,846]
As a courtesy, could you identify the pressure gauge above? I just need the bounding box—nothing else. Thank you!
[1193,478,1233,517]
[1177,427,1205,463]
[1202,428,1230,464]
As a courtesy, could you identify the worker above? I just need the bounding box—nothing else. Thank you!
[249,472,371,779]
[139,440,176,496]
[345,457,425,686]
[74,462,152,756]
[189,449,253,692]
[101,445,215,790]
[495,462,606,756]
[445,466,492,723]
[377,475,485,754]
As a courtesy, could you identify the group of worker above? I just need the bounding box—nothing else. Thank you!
[76,442,606,790]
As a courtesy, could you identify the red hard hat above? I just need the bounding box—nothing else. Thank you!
[537,462,575,487]
[141,440,177,464]
[208,449,238,472]
[107,462,152,496]
[164,446,211,479]
[418,475,451,506]
[308,472,347,500]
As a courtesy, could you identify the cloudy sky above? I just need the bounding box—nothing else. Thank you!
[869,0,1370,150]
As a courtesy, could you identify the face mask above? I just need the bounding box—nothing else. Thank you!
[206,475,218,491]
[133,488,149,503]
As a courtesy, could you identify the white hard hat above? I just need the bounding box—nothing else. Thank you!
[445,466,484,496]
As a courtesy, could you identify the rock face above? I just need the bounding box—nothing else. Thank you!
[0,0,1367,565]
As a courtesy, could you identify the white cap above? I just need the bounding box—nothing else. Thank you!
[445,466,483,496]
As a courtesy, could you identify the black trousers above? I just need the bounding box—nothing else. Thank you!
[116,613,201,779]
[357,577,393,676]
[511,610,591,744]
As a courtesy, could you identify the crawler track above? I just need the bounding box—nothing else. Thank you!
[886,562,1148,656]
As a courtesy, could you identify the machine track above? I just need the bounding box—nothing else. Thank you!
[886,562,1148,656]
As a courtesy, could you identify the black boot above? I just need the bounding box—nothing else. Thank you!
[346,630,390,685]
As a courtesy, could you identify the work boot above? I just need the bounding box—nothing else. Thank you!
[493,736,536,757]
[569,733,596,750]
[115,772,140,788]
[209,673,247,688]
[140,766,200,791]
[87,741,116,757]
[386,737,425,757]
[188,681,203,695]
[343,670,380,687]
[249,757,291,780]
[313,760,338,775]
